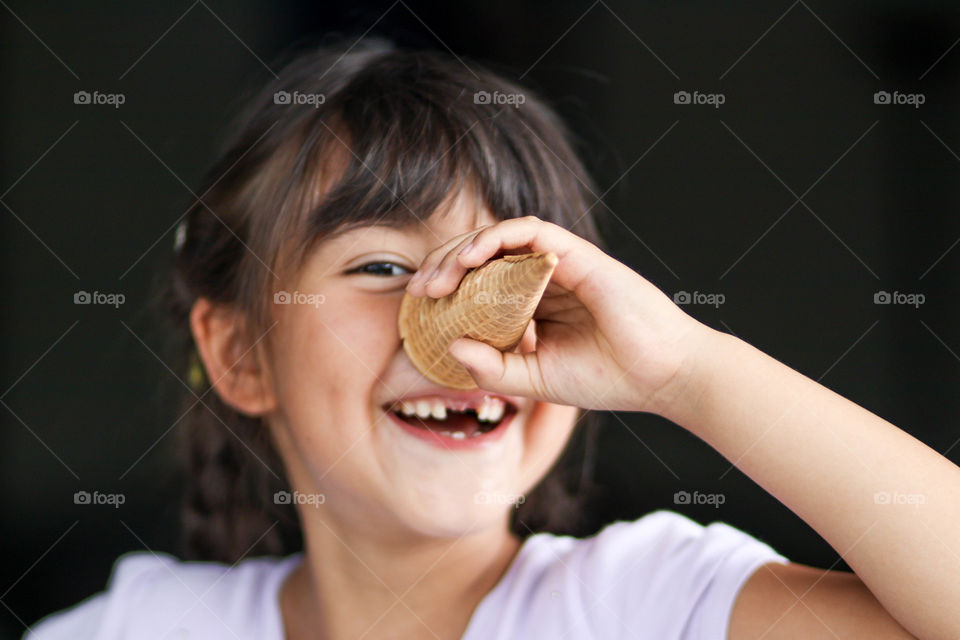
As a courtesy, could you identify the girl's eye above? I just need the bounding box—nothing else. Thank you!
[348,261,413,277]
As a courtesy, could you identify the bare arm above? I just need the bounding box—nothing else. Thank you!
[730,562,916,639]
[408,216,960,639]
[664,328,960,640]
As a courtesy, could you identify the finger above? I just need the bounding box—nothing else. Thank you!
[447,337,547,400]
[406,228,486,297]
[515,319,537,354]
[405,230,473,296]
[421,233,486,298]
[455,216,605,294]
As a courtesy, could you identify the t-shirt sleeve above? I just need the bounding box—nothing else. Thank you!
[23,593,109,640]
[580,510,789,640]
[23,552,177,640]
[23,551,292,640]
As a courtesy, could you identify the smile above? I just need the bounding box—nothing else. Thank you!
[382,393,519,443]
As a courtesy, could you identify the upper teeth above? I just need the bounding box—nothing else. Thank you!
[395,396,506,423]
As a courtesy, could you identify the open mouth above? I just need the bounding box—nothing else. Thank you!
[383,395,518,440]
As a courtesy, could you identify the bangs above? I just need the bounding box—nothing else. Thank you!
[208,46,604,336]
[270,50,596,268]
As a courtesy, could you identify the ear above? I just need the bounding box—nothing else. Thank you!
[189,297,276,416]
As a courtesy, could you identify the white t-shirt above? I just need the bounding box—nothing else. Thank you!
[25,510,788,639]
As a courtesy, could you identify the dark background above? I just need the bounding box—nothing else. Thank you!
[3,1,960,636]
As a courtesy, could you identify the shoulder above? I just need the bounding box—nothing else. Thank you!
[25,551,300,640]
[468,511,788,640]
[582,511,789,637]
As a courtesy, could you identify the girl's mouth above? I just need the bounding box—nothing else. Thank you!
[382,394,518,446]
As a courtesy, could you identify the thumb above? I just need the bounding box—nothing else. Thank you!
[447,337,541,397]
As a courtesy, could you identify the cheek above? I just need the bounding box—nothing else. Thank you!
[519,403,580,489]
[271,294,400,450]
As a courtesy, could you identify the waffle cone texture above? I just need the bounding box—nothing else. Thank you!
[398,252,559,390]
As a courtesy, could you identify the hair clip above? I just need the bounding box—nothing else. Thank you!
[174,220,188,253]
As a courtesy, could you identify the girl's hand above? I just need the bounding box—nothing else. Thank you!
[405,216,709,414]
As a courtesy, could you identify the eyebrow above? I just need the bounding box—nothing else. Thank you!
[321,218,421,244]
[315,199,486,251]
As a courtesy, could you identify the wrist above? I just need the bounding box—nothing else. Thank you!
[646,323,729,425]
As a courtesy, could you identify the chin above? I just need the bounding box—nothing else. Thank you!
[397,496,521,539]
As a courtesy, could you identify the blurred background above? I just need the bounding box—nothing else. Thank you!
[3,0,960,636]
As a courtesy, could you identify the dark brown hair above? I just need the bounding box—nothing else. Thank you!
[162,38,607,563]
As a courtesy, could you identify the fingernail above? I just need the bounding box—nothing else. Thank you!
[458,241,475,256]
[424,267,440,284]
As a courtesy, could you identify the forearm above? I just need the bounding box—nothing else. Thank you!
[662,328,960,640]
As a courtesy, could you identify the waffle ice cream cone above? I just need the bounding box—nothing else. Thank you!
[398,252,558,389]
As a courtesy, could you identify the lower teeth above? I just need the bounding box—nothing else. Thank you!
[394,412,502,438]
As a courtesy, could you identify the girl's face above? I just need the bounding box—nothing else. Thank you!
[263,192,579,539]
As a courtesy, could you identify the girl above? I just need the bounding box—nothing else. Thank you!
[28,39,958,640]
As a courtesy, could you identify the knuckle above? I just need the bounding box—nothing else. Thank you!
[538,219,559,233]
[440,250,460,267]
[466,226,490,246]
